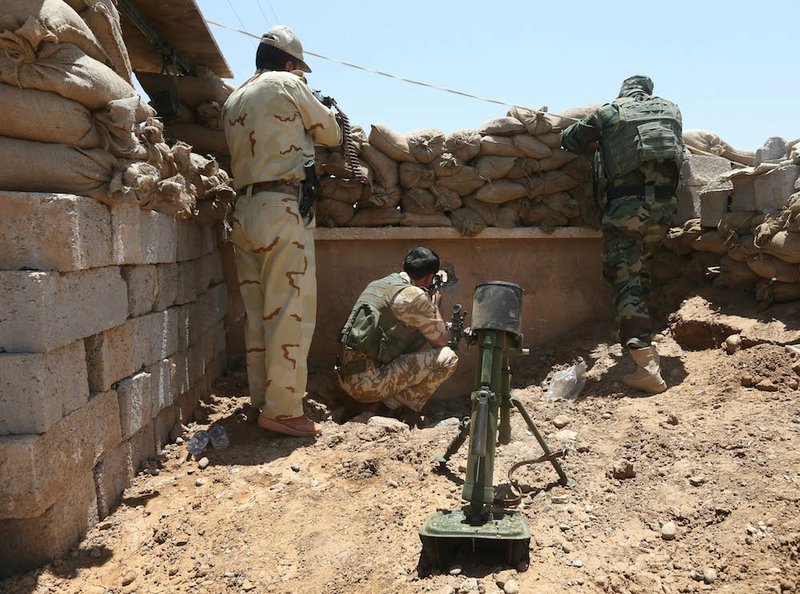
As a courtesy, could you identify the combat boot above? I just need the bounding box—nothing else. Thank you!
[623,344,667,394]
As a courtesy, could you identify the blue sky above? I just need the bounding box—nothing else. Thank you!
[195,0,797,151]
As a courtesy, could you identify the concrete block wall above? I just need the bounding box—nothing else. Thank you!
[0,192,227,576]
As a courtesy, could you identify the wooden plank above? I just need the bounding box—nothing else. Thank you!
[121,0,232,78]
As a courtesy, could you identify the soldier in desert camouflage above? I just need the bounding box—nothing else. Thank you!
[336,247,459,421]
[223,25,342,437]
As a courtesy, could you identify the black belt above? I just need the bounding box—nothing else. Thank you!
[606,185,675,200]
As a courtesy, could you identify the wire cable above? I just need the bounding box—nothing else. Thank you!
[223,1,255,47]
[254,0,272,28]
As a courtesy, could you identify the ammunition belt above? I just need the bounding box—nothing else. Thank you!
[606,184,675,200]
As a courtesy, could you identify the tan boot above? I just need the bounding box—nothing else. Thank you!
[623,345,667,394]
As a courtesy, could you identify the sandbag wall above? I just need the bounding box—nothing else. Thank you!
[656,141,800,307]
[0,0,236,224]
[0,191,228,576]
[312,106,594,233]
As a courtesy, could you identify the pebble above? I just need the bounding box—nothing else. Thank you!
[571,559,584,567]
[503,579,520,594]
[724,334,742,354]
[241,579,256,591]
[609,459,636,480]
[388,480,399,488]
[561,541,574,553]
[689,475,706,486]
[449,565,462,575]
[552,415,570,429]
[195,478,207,487]
[703,568,717,584]
[551,495,569,504]
[661,522,677,540]
[198,457,209,470]
[121,572,136,586]
[291,463,301,472]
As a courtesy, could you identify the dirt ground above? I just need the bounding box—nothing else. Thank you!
[4,286,800,594]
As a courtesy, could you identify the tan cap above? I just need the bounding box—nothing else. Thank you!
[260,25,311,73]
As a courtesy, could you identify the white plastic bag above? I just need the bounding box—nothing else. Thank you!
[543,360,587,401]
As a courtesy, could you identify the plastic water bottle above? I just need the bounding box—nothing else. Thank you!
[544,360,587,401]
[186,430,210,456]
[209,425,229,451]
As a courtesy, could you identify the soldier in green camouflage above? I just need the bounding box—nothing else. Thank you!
[561,75,684,394]
[336,247,459,420]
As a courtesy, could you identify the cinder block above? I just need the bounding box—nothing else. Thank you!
[0,470,98,577]
[0,192,113,272]
[175,258,201,305]
[154,405,179,450]
[0,340,89,435]
[675,185,702,224]
[754,164,800,212]
[0,390,121,519]
[154,263,178,311]
[198,283,228,332]
[84,323,136,393]
[0,268,128,353]
[731,175,756,212]
[699,186,732,228]
[680,154,732,187]
[130,309,179,370]
[93,440,129,519]
[149,358,177,418]
[117,371,152,439]
[176,221,215,262]
[122,265,158,317]
[111,204,177,265]
[127,422,156,478]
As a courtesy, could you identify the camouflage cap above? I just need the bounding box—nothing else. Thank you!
[260,25,311,72]
[618,75,654,98]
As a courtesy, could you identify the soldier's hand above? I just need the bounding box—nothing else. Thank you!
[431,290,442,308]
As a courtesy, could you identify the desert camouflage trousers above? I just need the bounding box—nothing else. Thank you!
[601,193,676,349]
[338,347,459,412]
[231,187,316,418]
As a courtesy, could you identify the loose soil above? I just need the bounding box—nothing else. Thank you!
[4,288,800,594]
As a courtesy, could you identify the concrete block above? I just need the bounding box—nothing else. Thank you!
[0,389,121,519]
[0,268,128,353]
[0,340,89,435]
[93,439,129,519]
[0,192,113,272]
[154,404,179,451]
[754,164,800,212]
[149,358,177,418]
[187,342,206,386]
[122,265,158,317]
[198,283,228,332]
[675,185,702,224]
[175,258,201,305]
[127,422,156,478]
[0,470,98,577]
[177,384,200,425]
[84,323,136,393]
[130,309,179,370]
[731,175,756,212]
[111,204,177,265]
[117,371,152,439]
[699,186,732,228]
[176,220,215,262]
[173,350,191,396]
[754,136,786,165]
[680,154,732,187]
[209,250,224,285]
[154,263,179,311]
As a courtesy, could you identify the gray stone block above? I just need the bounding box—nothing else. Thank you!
[117,371,152,439]
[149,358,177,418]
[130,309,179,370]
[122,265,158,318]
[0,268,128,353]
[111,204,177,265]
[0,389,121,519]
[0,340,89,435]
[0,470,98,577]
[154,405,179,451]
[676,185,702,224]
[754,136,787,165]
[173,350,191,396]
[176,221,215,262]
[0,192,113,272]
[84,323,136,393]
[127,422,156,478]
[175,258,201,305]
[93,440,129,519]
[680,154,732,187]
[154,263,179,311]
[209,250,224,285]
[754,164,800,212]
[731,175,756,212]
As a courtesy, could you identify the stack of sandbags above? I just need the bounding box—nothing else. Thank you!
[683,129,756,166]
[0,0,234,221]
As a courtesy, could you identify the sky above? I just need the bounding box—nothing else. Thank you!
[195,0,798,151]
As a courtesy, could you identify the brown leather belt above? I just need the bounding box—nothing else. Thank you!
[246,180,301,196]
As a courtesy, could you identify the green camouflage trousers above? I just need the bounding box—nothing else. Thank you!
[601,194,676,348]
[338,346,459,412]
[231,188,316,419]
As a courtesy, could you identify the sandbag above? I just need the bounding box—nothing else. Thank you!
[513,133,552,159]
[399,162,434,189]
[196,101,224,130]
[194,198,230,227]
[519,202,568,228]
[560,157,592,182]
[475,180,527,204]
[557,103,603,121]
[430,185,462,212]
[360,143,398,188]
[506,158,541,180]
[163,121,229,155]
[747,253,800,283]
[683,129,756,166]
[539,148,577,171]
[715,255,759,288]
[726,235,759,262]
[508,106,564,135]
[450,207,487,236]
[545,192,580,218]
[475,156,516,180]
[431,152,463,177]
[0,0,109,64]
[407,128,445,164]
[402,212,452,227]
[663,220,702,255]
[347,206,402,227]
[718,212,764,239]
[315,199,355,227]
[757,280,800,304]
[525,170,581,198]
[320,177,363,204]
[536,132,563,148]
[368,124,415,162]
[760,231,800,264]
[692,230,728,254]
[479,116,526,136]
[401,188,437,214]
[445,129,481,162]
[436,166,485,196]
[0,21,140,112]
[463,195,500,226]
[358,184,401,209]
[0,135,121,199]
[324,151,369,181]
[480,135,525,157]
[137,70,233,111]
[80,0,131,83]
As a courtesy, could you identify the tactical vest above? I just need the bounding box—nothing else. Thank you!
[339,273,427,364]
[601,95,684,180]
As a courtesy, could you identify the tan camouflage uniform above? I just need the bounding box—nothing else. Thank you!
[224,70,341,418]
[338,272,459,412]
